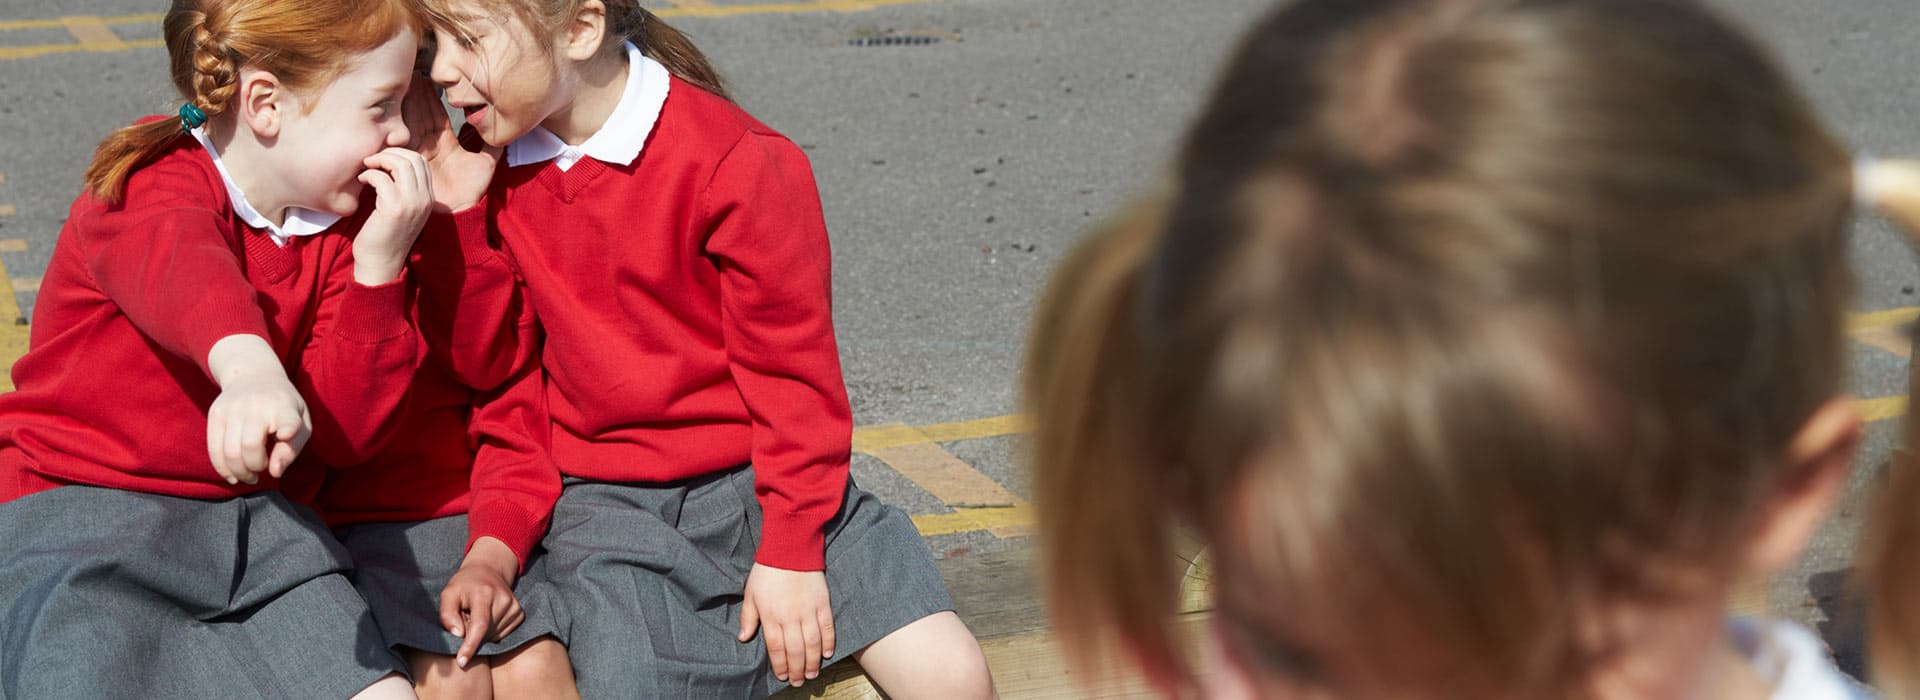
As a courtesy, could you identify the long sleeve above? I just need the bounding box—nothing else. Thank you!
[702,131,851,571]
[414,199,535,392]
[294,240,423,467]
[465,330,560,570]
[81,179,272,378]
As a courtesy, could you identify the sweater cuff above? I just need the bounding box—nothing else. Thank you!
[330,276,412,343]
[467,499,546,574]
[417,199,496,269]
[754,510,828,571]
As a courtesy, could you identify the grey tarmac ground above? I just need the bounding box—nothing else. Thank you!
[2,0,1919,692]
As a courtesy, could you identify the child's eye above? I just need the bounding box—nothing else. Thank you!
[372,100,399,116]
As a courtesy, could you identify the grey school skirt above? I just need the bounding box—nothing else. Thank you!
[0,485,405,700]
[335,514,561,658]
[542,465,954,699]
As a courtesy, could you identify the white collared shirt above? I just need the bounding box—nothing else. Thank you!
[506,42,672,172]
[188,127,341,247]
[1728,618,1876,700]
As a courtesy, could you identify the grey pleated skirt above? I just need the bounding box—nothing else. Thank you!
[540,465,954,699]
[335,513,561,658]
[0,485,406,700]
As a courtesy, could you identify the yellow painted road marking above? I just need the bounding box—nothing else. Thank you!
[1851,307,1920,333]
[0,14,161,31]
[0,251,28,391]
[853,414,1025,452]
[0,38,162,60]
[60,16,123,50]
[1862,396,1908,423]
[0,205,13,217]
[11,278,36,294]
[852,418,1031,537]
[911,505,1033,538]
[0,240,24,253]
[866,423,1024,507]
[1857,326,1912,358]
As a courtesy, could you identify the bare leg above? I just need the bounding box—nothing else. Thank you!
[853,611,996,700]
[350,673,422,700]
[491,635,582,700]
[406,649,491,700]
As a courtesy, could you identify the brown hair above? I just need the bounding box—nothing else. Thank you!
[80,0,421,203]
[422,0,728,100]
[1026,0,1855,694]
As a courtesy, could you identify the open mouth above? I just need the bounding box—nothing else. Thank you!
[461,103,490,128]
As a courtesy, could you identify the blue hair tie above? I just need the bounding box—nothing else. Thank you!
[178,103,207,132]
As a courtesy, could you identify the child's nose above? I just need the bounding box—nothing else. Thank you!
[389,120,411,148]
[428,51,460,87]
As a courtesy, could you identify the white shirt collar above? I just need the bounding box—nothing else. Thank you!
[188,127,341,246]
[1728,618,1875,700]
[506,42,671,172]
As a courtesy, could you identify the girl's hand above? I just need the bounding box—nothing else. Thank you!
[354,147,434,285]
[403,76,501,214]
[439,536,524,669]
[737,564,836,688]
[205,335,311,485]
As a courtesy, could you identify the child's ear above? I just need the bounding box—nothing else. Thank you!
[235,69,286,139]
[562,0,609,62]
[1743,397,1863,575]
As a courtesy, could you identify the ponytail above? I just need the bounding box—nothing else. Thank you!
[1022,199,1191,690]
[82,2,240,203]
[82,120,189,203]
[614,4,727,100]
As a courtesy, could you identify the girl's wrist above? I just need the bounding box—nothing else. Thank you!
[351,256,406,286]
[463,536,520,580]
[206,334,281,387]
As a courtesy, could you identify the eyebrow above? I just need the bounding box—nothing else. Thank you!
[370,81,408,97]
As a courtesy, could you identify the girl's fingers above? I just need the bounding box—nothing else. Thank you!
[737,597,759,643]
[294,410,314,452]
[365,149,431,204]
[359,169,397,198]
[764,617,787,681]
[402,81,441,154]
[783,625,806,687]
[266,441,297,478]
[224,411,254,483]
[439,587,467,637]
[457,599,491,668]
[499,608,525,639]
[802,618,822,680]
[817,608,836,660]
[273,409,303,441]
[238,417,268,476]
[274,407,308,463]
[207,413,237,484]
[492,597,522,639]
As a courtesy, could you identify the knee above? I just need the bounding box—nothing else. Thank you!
[879,644,994,700]
[937,643,997,700]
[491,636,579,697]
[859,613,997,700]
